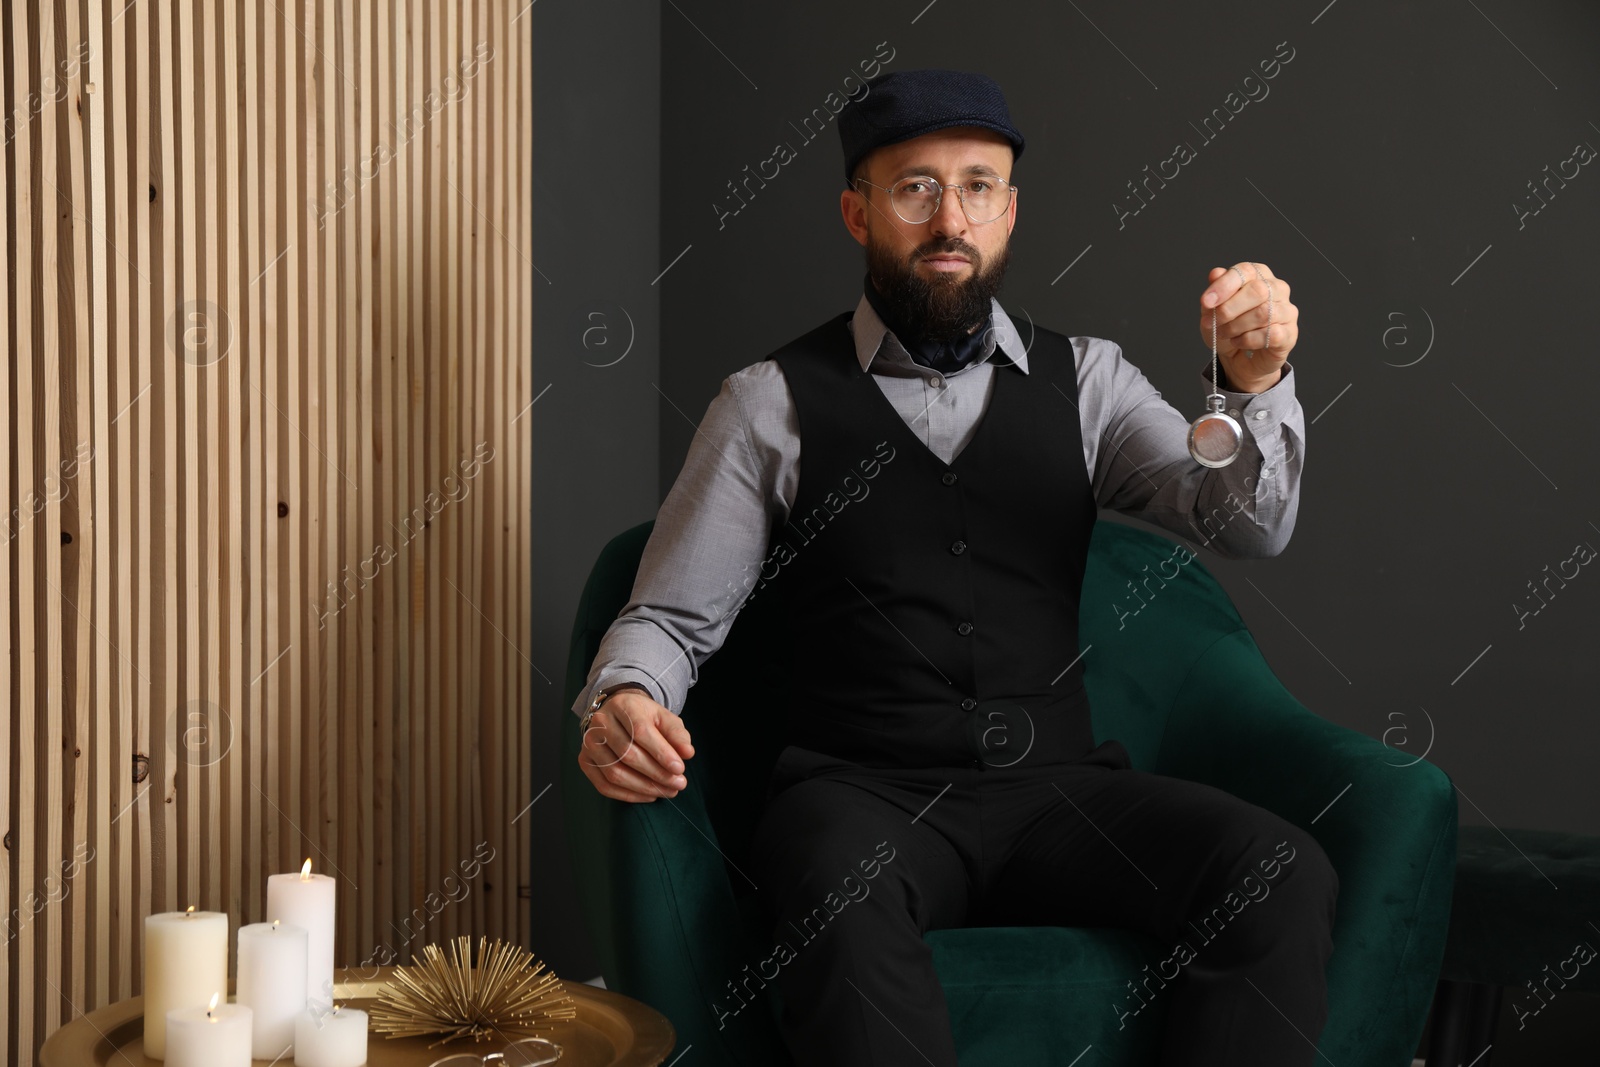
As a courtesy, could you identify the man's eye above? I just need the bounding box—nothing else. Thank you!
[901,181,932,194]
[967,180,995,193]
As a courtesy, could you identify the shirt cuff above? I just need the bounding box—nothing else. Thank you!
[570,669,670,720]
[1195,360,1295,420]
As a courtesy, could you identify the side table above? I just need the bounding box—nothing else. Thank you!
[39,968,676,1066]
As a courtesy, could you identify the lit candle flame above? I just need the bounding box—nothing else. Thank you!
[300,858,312,880]
[207,992,220,1017]
[185,905,196,916]
[272,919,280,929]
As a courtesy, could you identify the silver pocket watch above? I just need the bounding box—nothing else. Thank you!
[1187,266,1271,468]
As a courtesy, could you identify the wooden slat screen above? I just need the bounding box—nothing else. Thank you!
[3,2,533,1062]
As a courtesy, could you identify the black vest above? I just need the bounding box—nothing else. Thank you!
[760,310,1099,771]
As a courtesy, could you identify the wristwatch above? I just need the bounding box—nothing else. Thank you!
[578,685,618,739]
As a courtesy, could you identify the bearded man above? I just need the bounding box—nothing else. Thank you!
[573,68,1329,1067]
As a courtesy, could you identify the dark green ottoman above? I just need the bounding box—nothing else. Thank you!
[1427,825,1600,1065]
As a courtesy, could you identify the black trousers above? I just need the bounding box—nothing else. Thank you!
[744,739,1340,1067]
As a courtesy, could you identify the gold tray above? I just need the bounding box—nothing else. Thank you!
[39,969,676,1067]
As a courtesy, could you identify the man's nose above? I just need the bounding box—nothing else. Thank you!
[927,185,969,238]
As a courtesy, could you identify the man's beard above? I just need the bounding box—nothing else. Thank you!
[865,230,1011,345]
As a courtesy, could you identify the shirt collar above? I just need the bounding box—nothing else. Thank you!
[849,290,1030,376]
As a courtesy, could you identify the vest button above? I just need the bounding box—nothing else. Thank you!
[960,697,978,711]
[957,621,974,636]
[950,540,967,555]
[941,471,958,486]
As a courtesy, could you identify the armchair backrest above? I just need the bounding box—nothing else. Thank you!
[1077,519,1252,768]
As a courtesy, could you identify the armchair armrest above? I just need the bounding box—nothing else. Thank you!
[558,710,792,1067]
[1153,629,1458,1067]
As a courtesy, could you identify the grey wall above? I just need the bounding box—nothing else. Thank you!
[530,0,660,981]
[537,0,1600,1051]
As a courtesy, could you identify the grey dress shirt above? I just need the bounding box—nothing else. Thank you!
[571,294,1304,719]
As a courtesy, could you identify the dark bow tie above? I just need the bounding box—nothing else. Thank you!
[863,274,989,375]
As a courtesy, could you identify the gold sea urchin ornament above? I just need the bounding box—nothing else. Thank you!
[369,936,577,1047]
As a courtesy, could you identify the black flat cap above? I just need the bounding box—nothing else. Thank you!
[838,69,1025,186]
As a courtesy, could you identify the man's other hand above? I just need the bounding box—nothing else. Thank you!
[576,684,696,803]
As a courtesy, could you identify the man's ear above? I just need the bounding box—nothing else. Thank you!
[841,185,871,246]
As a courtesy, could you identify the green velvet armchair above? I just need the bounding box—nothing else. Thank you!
[559,518,1458,1065]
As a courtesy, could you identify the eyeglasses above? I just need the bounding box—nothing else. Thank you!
[427,1038,563,1066]
[853,174,1016,225]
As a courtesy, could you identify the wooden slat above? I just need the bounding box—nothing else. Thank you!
[0,0,13,1043]
[404,0,428,947]
[504,0,520,946]
[374,0,396,962]
[390,0,417,958]
[503,0,523,943]
[156,0,180,926]
[256,0,281,922]
[355,0,377,965]
[222,0,244,939]
[336,0,358,977]
[453,0,474,939]
[208,0,233,927]
[281,0,305,888]
[505,0,526,943]
[84,0,115,1016]
[199,0,216,916]
[10,4,39,1056]
[314,0,337,942]
[39,0,69,1040]
[485,0,509,941]
[517,0,534,950]
[63,0,97,1017]
[423,0,444,948]
[156,0,180,927]
[471,0,489,938]
[177,0,201,917]
[240,0,264,934]
[9,0,38,1049]
[443,0,461,946]
[132,0,156,994]
[318,0,344,985]
[300,0,325,895]
[464,0,481,942]
[112,0,143,1005]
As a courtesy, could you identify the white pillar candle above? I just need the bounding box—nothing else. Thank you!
[294,1004,369,1067]
[267,860,338,1008]
[143,908,229,1060]
[237,920,310,1059]
[165,994,253,1067]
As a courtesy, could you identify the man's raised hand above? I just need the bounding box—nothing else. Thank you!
[1198,262,1298,394]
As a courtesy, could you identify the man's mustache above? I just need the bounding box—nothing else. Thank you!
[915,241,979,261]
